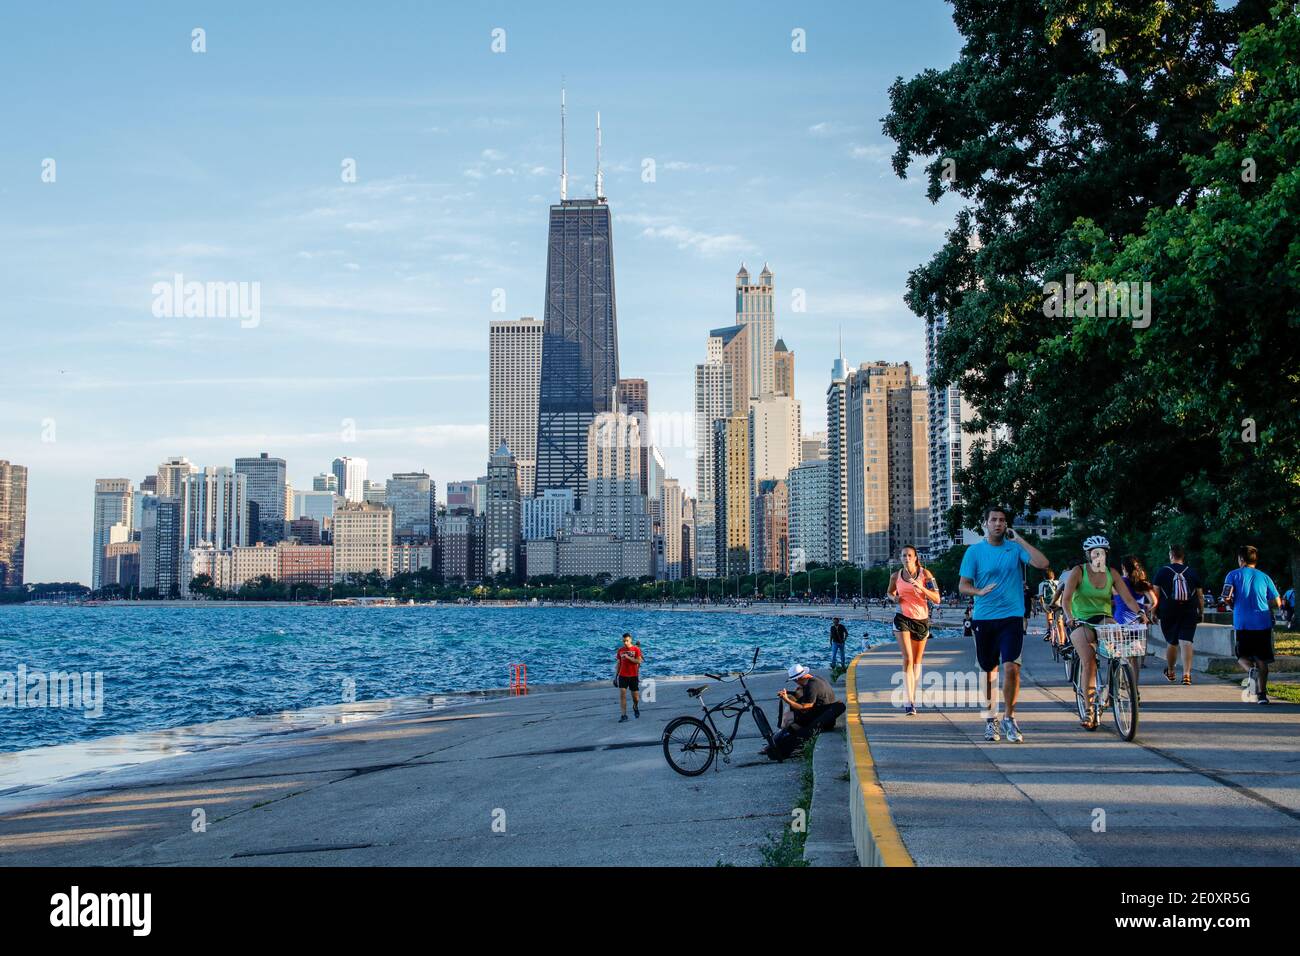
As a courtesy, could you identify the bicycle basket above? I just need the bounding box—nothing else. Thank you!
[1095,623,1147,659]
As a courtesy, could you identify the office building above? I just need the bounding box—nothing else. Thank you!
[312,473,338,492]
[484,443,521,579]
[713,415,750,578]
[387,472,435,542]
[748,392,802,485]
[522,488,575,541]
[801,432,827,463]
[774,338,794,397]
[788,458,830,570]
[707,323,750,419]
[735,263,775,398]
[437,510,485,583]
[235,452,288,544]
[179,467,248,554]
[156,456,198,499]
[752,479,789,575]
[693,361,733,579]
[331,457,368,503]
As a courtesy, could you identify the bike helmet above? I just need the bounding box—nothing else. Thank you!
[1082,534,1110,552]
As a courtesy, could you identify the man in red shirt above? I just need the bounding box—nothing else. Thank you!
[615,633,644,722]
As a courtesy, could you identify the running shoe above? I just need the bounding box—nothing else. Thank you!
[904,703,917,716]
[633,708,640,718]
[1258,694,1271,705]
[1002,717,1023,743]
[618,714,628,723]
[984,718,1001,742]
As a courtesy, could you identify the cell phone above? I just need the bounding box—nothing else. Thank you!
[1005,528,1016,539]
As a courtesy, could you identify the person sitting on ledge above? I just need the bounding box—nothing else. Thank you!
[761,665,845,759]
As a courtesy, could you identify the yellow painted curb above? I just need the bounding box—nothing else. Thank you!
[845,653,915,867]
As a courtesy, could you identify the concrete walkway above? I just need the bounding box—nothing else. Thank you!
[852,627,1300,866]
[0,671,805,867]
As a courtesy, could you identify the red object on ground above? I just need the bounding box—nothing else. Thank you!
[509,662,528,696]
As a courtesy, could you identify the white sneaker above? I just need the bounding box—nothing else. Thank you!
[984,718,1001,742]
[1003,717,1024,743]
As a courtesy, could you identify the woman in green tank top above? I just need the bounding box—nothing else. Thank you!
[1060,535,1144,730]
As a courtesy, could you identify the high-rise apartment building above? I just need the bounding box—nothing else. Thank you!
[713,415,751,578]
[0,461,28,587]
[752,479,789,575]
[826,353,849,564]
[156,456,197,499]
[331,457,368,504]
[844,361,930,566]
[707,323,750,419]
[179,467,248,554]
[788,458,830,570]
[692,360,733,579]
[735,263,775,398]
[445,481,484,516]
[484,443,521,579]
[490,316,543,497]
[312,473,338,492]
[616,378,650,496]
[925,312,983,554]
[332,501,393,581]
[91,478,133,589]
[235,452,288,544]
[801,431,828,463]
[139,495,181,596]
[748,393,803,485]
[660,477,685,580]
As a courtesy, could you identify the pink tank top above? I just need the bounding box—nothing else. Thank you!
[896,571,931,620]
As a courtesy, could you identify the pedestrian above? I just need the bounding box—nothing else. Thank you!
[1222,545,1282,704]
[889,546,940,715]
[1115,554,1159,692]
[614,633,644,721]
[958,506,1051,743]
[962,607,973,639]
[1037,569,1060,641]
[829,616,848,670]
[1152,544,1204,685]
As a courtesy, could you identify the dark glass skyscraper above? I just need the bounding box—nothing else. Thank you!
[534,198,620,500]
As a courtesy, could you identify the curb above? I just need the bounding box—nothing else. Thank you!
[844,653,914,867]
[804,726,857,866]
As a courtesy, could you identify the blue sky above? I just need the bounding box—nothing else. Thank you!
[1,1,963,583]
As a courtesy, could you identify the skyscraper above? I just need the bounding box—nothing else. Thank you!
[331,456,368,503]
[844,361,930,566]
[788,458,830,569]
[139,495,181,597]
[91,479,132,589]
[387,472,436,543]
[713,415,751,578]
[534,114,620,500]
[490,317,543,497]
[179,467,248,554]
[735,263,775,398]
[484,443,521,579]
[332,501,393,582]
[752,479,789,574]
[925,312,981,554]
[235,452,288,544]
[156,456,197,499]
[660,477,685,580]
[748,392,803,485]
[616,377,650,496]
[0,461,28,587]
[692,361,733,579]
[826,352,849,564]
[707,323,750,417]
[774,338,794,397]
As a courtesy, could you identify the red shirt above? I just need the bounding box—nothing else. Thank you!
[616,645,643,677]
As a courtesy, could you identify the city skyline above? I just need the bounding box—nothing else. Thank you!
[2,2,963,582]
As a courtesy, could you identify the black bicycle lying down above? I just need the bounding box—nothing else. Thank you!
[662,647,777,776]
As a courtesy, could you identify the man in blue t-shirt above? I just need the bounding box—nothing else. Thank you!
[1222,545,1282,704]
[958,506,1050,743]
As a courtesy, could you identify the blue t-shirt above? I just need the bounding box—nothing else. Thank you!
[1224,566,1279,631]
[959,540,1030,620]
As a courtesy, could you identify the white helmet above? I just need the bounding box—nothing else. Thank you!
[1082,534,1110,552]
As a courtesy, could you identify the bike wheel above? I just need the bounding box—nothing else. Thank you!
[662,716,717,777]
[1070,654,1089,724]
[1062,644,1074,682]
[1112,661,1138,741]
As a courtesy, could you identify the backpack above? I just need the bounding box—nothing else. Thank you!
[1164,565,1192,603]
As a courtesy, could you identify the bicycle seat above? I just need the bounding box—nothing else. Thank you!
[686,685,709,697]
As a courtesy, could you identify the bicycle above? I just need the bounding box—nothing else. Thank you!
[1069,622,1146,741]
[662,647,777,776]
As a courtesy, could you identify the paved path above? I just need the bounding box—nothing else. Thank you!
[0,672,803,867]
[853,628,1300,865]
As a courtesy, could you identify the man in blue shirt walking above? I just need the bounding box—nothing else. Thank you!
[958,506,1050,743]
[1222,545,1282,704]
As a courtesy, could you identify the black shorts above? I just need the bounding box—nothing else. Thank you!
[1159,613,1198,645]
[972,616,1024,672]
[1235,629,1275,663]
[616,674,639,691]
[893,613,930,640]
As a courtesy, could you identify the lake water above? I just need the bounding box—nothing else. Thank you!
[0,604,927,755]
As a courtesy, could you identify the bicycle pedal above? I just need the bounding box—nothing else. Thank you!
[722,755,731,764]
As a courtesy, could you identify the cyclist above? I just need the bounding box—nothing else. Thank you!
[1037,569,1061,641]
[1059,535,1145,730]
[888,545,941,716]
[1115,555,1159,694]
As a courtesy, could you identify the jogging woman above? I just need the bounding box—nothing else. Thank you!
[1059,535,1145,730]
[888,545,941,716]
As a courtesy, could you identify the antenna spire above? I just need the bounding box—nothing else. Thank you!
[595,111,604,200]
[560,85,568,201]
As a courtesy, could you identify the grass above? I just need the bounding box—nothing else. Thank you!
[830,662,849,682]
[759,736,816,867]
[1273,628,1299,658]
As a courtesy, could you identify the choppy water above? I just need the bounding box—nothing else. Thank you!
[0,604,917,754]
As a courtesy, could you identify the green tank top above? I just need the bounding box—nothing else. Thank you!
[1071,566,1113,619]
